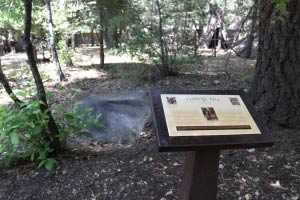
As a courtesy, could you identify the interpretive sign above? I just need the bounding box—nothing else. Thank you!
[150,89,274,200]
[161,94,260,136]
[150,90,274,200]
[150,89,274,151]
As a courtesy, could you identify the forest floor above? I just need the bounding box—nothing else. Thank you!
[0,47,299,200]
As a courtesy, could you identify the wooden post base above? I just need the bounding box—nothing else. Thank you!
[179,149,220,200]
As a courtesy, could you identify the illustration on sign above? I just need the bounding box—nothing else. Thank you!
[160,94,261,136]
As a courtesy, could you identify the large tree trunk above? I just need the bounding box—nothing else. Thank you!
[23,0,62,151]
[250,0,300,128]
[46,0,66,81]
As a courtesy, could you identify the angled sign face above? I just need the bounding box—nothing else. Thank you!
[160,94,260,137]
[150,90,274,151]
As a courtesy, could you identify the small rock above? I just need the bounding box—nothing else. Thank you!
[213,80,221,85]
[247,148,255,153]
[184,81,194,85]
[245,194,250,200]
[120,187,125,192]
[283,164,292,169]
[139,131,152,139]
[165,190,173,196]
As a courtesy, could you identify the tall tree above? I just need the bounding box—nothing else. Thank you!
[96,0,105,68]
[243,0,258,58]
[22,0,61,150]
[217,0,226,49]
[156,0,168,77]
[250,0,300,128]
[46,0,66,81]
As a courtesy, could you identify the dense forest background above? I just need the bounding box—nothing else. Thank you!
[0,0,299,199]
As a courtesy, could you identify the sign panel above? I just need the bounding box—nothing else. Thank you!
[161,94,261,136]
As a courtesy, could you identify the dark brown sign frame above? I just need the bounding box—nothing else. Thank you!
[150,89,275,200]
[150,89,274,152]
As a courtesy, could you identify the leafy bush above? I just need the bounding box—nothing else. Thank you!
[108,64,148,83]
[0,91,103,171]
[57,41,74,66]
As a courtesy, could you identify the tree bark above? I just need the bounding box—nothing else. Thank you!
[250,0,300,128]
[217,0,226,49]
[194,28,202,56]
[90,25,95,46]
[46,0,66,81]
[99,31,104,68]
[97,0,105,68]
[156,0,169,77]
[23,0,62,151]
[0,58,23,105]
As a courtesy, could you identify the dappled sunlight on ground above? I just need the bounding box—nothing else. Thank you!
[0,47,256,106]
[0,91,11,105]
[65,68,107,81]
[73,47,139,66]
[180,48,256,76]
[0,53,28,66]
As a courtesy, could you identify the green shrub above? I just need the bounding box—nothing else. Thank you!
[57,41,74,66]
[0,101,53,169]
[108,65,128,79]
[174,55,203,66]
[108,64,148,83]
[0,91,103,171]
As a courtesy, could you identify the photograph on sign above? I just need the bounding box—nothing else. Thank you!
[160,94,261,136]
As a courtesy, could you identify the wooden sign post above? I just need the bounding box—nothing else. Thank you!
[149,89,274,200]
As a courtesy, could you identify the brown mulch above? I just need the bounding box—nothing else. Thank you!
[0,127,299,200]
[0,52,300,200]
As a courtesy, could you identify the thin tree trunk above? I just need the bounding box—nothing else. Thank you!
[90,25,95,46]
[46,0,65,81]
[156,0,168,77]
[243,0,258,58]
[0,58,23,105]
[23,0,61,151]
[205,4,215,48]
[4,31,11,53]
[97,0,105,68]
[217,0,226,49]
[71,34,76,50]
[250,0,300,128]
[99,31,104,68]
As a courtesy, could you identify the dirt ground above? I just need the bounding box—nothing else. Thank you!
[0,49,299,200]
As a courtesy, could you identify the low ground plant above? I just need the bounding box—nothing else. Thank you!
[0,90,102,171]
